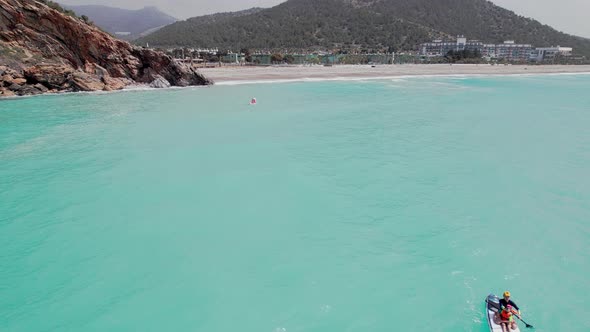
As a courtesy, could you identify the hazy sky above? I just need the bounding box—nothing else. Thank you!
[61,0,590,38]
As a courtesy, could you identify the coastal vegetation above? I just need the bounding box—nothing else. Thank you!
[445,50,485,64]
[38,0,78,18]
[136,0,590,58]
[36,1,100,27]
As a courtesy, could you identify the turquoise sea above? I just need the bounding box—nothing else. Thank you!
[1,74,590,332]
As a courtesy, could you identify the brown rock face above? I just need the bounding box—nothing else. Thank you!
[23,65,75,90]
[0,0,212,97]
[1,89,16,97]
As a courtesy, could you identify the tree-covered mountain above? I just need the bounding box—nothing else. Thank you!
[135,0,448,50]
[61,4,177,40]
[136,0,590,57]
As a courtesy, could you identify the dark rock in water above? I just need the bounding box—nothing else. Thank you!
[0,0,212,97]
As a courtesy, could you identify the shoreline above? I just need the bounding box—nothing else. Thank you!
[0,83,210,101]
[3,64,590,101]
[200,64,590,84]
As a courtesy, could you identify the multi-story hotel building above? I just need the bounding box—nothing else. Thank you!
[530,46,574,61]
[420,36,483,57]
[420,36,553,62]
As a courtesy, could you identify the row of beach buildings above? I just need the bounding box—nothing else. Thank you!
[166,48,395,65]
[420,35,573,62]
[161,35,576,65]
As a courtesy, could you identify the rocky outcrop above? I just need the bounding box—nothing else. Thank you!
[0,0,211,97]
[149,75,171,89]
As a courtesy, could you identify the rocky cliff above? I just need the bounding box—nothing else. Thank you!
[0,0,211,97]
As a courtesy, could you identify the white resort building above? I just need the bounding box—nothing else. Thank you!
[530,46,574,61]
[420,36,484,57]
[420,36,573,62]
[481,40,533,61]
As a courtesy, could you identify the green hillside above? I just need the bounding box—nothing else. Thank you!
[136,0,590,56]
[136,0,444,50]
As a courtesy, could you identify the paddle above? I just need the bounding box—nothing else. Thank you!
[514,314,534,329]
[485,300,534,329]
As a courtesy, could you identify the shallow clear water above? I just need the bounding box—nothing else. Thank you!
[1,75,590,332]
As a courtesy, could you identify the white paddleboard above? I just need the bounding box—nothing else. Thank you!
[486,294,521,332]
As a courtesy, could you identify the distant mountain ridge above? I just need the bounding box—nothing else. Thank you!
[61,4,177,40]
[136,0,590,57]
[183,7,264,25]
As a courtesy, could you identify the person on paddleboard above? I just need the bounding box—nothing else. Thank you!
[497,291,521,330]
[499,291,521,315]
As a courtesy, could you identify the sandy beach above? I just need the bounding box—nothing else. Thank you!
[199,64,590,84]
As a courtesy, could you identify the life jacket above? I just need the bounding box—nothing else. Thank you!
[501,308,513,320]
